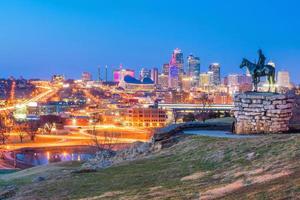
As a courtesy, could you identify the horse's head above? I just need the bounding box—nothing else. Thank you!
[239,58,247,69]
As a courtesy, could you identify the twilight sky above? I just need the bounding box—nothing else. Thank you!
[0,0,299,82]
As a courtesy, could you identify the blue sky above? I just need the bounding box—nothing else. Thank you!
[0,0,299,82]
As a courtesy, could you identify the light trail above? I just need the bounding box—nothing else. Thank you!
[0,86,58,112]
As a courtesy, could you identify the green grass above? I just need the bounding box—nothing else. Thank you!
[1,134,300,199]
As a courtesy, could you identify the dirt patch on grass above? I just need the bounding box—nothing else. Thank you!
[250,169,292,184]
[79,191,125,200]
[181,171,207,181]
[201,179,244,200]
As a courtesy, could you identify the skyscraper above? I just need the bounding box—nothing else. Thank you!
[169,48,184,89]
[171,48,184,74]
[158,74,168,89]
[151,68,159,85]
[277,71,290,88]
[208,63,221,86]
[187,54,200,87]
[162,63,169,76]
[199,72,212,87]
[168,65,179,88]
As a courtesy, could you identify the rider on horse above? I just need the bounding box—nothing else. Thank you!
[257,49,266,71]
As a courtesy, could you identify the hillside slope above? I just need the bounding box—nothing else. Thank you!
[1,134,300,200]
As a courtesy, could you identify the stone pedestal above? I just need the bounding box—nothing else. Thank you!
[233,92,295,134]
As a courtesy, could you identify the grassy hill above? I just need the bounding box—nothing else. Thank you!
[1,133,300,199]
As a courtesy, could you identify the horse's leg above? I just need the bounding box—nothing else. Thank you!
[272,71,276,92]
[268,75,271,92]
[252,76,256,91]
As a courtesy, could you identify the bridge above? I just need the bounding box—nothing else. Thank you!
[145,104,234,112]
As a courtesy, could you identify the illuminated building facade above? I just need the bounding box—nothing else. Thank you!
[168,65,179,88]
[122,108,168,127]
[227,74,252,94]
[162,63,170,75]
[169,48,184,89]
[199,72,213,87]
[151,68,159,85]
[187,54,200,87]
[182,75,192,91]
[209,63,221,86]
[277,71,291,88]
[158,74,169,89]
[81,72,92,82]
[52,74,65,83]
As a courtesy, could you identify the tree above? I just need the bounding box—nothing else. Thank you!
[18,131,25,143]
[199,93,210,111]
[24,120,39,141]
[0,116,10,144]
[173,110,180,124]
[14,121,26,143]
[0,129,9,145]
[90,115,116,151]
[198,93,213,122]
[17,125,26,143]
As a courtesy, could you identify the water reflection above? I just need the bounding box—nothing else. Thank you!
[16,151,95,166]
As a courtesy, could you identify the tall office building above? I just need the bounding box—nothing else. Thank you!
[162,63,170,76]
[208,63,221,86]
[139,68,151,80]
[187,54,200,87]
[151,68,159,85]
[277,71,290,88]
[168,65,179,88]
[158,74,168,89]
[199,72,213,87]
[169,48,184,89]
[171,48,184,74]
[182,75,192,91]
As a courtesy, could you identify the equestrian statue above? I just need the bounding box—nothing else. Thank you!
[240,49,276,92]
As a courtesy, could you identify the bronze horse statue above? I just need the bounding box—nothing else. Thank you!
[240,58,276,92]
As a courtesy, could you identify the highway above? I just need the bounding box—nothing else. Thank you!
[0,87,58,112]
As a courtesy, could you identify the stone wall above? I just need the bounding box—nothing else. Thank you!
[233,92,295,134]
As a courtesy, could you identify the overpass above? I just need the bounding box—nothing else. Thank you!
[145,103,234,112]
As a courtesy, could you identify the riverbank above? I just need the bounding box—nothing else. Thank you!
[1,133,300,199]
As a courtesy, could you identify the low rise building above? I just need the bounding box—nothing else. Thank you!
[119,75,155,92]
[122,108,168,128]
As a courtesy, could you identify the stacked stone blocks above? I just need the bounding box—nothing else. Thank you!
[233,92,295,134]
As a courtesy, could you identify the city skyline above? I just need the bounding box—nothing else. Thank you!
[0,0,299,82]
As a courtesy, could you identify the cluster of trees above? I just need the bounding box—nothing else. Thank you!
[0,114,64,144]
[182,111,231,123]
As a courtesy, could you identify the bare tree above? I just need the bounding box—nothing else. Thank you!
[90,115,117,151]
[24,120,39,141]
[18,127,26,143]
[198,93,213,122]
[0,129,9,145]
[0,116,10,144]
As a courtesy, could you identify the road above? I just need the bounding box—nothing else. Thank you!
[0,86,58,112]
